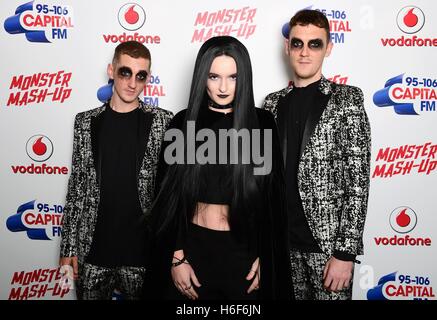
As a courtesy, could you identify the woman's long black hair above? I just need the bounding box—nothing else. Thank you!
[153,36,263,242]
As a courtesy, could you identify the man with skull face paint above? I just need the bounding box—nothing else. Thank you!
[59,41,173,299]
[262,10,371,300]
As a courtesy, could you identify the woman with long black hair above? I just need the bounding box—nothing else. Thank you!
[146,36,291,300]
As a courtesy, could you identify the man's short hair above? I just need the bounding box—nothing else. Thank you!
[289,9,331,42]
[112,41,151,65]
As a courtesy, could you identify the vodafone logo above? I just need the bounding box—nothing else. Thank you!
[12,135,68,175]
[380,6,435,47]
[389,206,417,233]
[118,3,146,31]
[25,135,53,162]
[103,3,159,44]
[374,206,431,247]
[396,6,425,34]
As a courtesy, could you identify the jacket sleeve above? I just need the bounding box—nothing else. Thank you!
[334,87,371,255]
[60,113,86,257]
[261,93,277,117]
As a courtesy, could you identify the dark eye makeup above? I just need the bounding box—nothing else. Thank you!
[117,66,148,82]
[290,37,324,50]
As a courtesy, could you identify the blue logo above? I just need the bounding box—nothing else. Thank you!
[4,1,74,43]
[367,271,435,300]
[97,80,114,103]
[367,272,397,300]
[373,74,437,115]
[6,200,63,240]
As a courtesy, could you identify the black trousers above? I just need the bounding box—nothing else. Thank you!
[168,223,258,300]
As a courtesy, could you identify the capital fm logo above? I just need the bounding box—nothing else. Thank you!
[144,75,166,107]
[4,1,74,43]
[381,6,436,47]
[374,206,431,247]
[373,74,437,115]
[103,3,160,44]
[192,6,257,43]
[282,6,351,44]
[6,200,64,241]
[97,75,166,106]
[97,80,113,103]
[11,135,69,175]
[367,272,435,300]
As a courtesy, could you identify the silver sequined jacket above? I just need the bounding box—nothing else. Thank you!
[262,76,371,256]
[60,100,173,263]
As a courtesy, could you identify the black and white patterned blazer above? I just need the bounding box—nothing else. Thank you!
[262,76,371,256]
[60,100,173,264]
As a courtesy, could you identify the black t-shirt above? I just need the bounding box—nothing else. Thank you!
[86,106,149,267]
[277,80,323,252]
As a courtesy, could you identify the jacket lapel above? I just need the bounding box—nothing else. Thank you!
[299,77,334,159]
[136,107,153,177]
[90,105,106,185]
[277,93,291,165]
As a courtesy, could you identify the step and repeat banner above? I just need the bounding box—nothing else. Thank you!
[0,0,435,300]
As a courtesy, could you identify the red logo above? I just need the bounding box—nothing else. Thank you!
[397,6,425,34]
[25,135,53,162]
[9,267,70,300]
[373,206,431,247]
[372,142,437,178]
[7,70,72,107]
[192,7,257,43]
[389,206,417,233]
[11,135,68,175]
[380,6,435,47]
[103,3,159,44]
[118,3,146,31]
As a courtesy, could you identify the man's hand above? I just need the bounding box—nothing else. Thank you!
[59,256,79,280]
[323,257,353,292]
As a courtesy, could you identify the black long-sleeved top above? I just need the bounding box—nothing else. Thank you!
[196,107,234,205]
[86,106,150,267]
[277,80,322,253]
[147,105,293,299]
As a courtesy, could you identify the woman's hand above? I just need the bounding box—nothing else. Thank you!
[171,250,201,299]
[246,257,260,294]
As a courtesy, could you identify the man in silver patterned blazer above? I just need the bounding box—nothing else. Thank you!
[59,41,173,299]
[262,10,371,300]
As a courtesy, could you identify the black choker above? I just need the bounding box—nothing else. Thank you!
[208,99,233,110]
